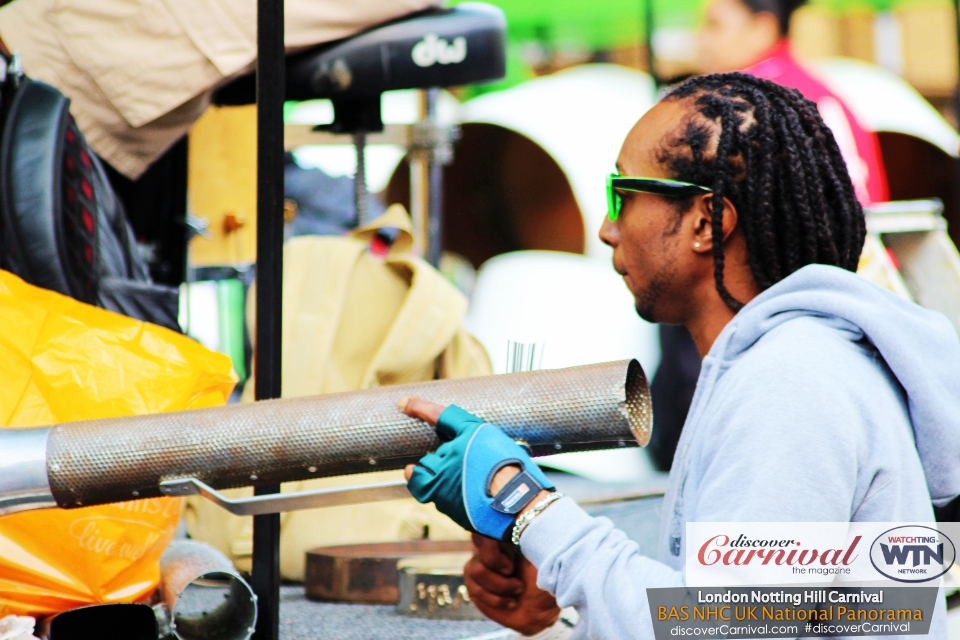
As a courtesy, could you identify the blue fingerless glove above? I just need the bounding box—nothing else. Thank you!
[407,405,555,541]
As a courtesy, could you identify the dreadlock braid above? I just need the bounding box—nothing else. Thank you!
[661,72,865,310]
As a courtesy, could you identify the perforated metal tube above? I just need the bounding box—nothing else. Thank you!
[43,360,650,509]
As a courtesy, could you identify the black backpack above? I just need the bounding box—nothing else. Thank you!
[0,70,179,331]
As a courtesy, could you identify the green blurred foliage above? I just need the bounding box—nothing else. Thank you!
[453,0,954,50]
[451,0,955,96]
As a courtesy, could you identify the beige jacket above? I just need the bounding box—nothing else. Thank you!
[0,0,437,178]
[185,206,491,581]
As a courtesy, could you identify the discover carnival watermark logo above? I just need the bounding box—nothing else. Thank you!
[411,34,467,68]
[697,533,862,572]
[686,522,958,586]
[869,525,955,583]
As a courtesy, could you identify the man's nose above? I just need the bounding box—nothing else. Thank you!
[599,215,620,248]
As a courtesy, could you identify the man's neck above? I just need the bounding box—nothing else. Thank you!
[685,301,738,359]
[683,267,762,358]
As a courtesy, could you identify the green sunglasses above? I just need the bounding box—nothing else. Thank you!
[606,174,712,221]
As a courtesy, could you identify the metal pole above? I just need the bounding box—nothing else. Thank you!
[410,90,430,257]
[253,0,284,638]
[353,131,368,225]
[425,88,444,267]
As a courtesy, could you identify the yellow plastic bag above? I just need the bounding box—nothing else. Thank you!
[0,270,236,617]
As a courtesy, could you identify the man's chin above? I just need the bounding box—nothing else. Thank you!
[634,302,660,324]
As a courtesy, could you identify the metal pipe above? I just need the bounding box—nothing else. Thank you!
[254,0,285,636]
[425,88,444,267]
[0,427,55,513]
[410,90,431,257]
[0,360,650,515]
[353,130,368,225]
[159,541,258,640]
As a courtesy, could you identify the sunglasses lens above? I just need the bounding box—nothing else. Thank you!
[607,181,620,221]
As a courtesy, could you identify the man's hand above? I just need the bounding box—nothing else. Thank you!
[399,397,555,540]
[464,533,561,635]
[401,397,561,635]
[401,398,530,501]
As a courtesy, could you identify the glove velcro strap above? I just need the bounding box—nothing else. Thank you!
[491,469,545,515]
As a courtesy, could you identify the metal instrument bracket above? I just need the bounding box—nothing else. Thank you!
[160,477,411,516]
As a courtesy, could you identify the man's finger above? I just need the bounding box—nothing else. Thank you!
[464,555,523,596]
[472,532,515,575]
[463,568,520,610]
[398,397,445,426]
[404,464,415,482]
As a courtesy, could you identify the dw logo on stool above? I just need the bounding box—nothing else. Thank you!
[412,33,467,67]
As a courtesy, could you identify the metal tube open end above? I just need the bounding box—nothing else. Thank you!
[0,427,55,516]
[160,541,257,640]
[624,358,654,447]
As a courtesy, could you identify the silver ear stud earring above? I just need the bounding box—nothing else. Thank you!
[694,241,701,248]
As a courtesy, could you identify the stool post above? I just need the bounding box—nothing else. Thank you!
[354,131,368,225]
[425,88,444,268]
[410,90,431,258]
[253,0,284,638]
[411,88,449,266]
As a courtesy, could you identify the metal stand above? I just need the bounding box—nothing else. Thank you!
[409,88,453,266]
[353,131,368,225]
[252,0,284,638]
[284,100,457,265]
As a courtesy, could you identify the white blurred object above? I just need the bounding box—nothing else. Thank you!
[287,89,461,192]
[462,65,657,260]
[653,27,698,65]
[0,615,39,640]
[466,252,659,375]
[291,145,405,193]
[873,13,904,76]
[465,251,661,483]
[179,281,220,352]
[812,58,959,157]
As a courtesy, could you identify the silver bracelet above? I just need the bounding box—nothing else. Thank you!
[511,491,565,546]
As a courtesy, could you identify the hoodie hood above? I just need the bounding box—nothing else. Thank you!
[708,263,960,506]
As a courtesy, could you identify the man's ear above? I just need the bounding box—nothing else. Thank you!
[690,194,739,253]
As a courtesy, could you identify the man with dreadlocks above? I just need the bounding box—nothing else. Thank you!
[398,73,960,638]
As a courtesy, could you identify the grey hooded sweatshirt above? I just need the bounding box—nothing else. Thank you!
[520,264,960,639]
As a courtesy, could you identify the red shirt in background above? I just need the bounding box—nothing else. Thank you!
[744,40,889,204]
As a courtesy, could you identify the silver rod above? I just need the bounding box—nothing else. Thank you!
[160,478,411,516]
[425,88,443,267]
[354,130,368,225]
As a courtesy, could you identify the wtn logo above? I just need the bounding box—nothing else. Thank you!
[870,526,955,583]
[880,542,944,566]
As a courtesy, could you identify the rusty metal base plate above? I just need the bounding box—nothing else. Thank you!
[305,540,473,604]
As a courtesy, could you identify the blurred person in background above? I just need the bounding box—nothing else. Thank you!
[650,0,892,474]
[698,0,887,204]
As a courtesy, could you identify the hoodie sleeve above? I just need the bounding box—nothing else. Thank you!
[520,497,684,640]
